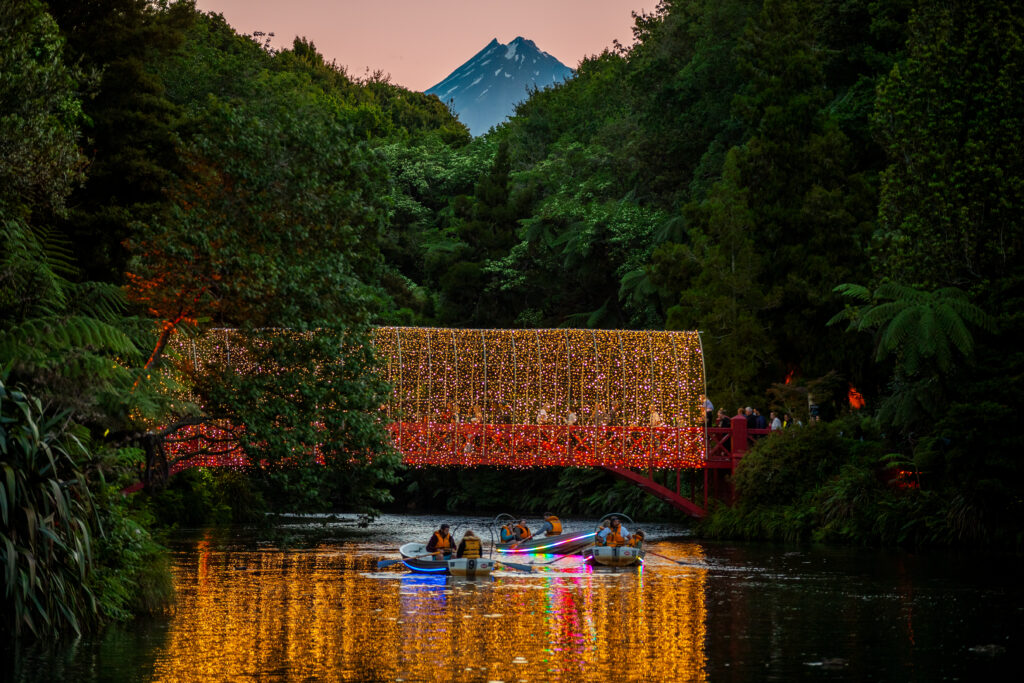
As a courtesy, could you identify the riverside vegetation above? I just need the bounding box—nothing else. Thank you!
[2,0,1022,641]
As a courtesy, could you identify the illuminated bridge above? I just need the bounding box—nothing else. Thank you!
[159,327,763,516]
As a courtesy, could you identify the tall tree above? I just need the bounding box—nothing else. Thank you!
[124,58,396,503]
[43,0,193,281]
[872,0,1024,288]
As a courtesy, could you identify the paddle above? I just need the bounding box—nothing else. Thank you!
[377,551,451,569]
[534,554,579,566]
[494,560,534,573]
[643,550,699,566]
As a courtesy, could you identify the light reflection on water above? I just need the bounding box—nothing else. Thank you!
[151,521,708,682]
[6,513,1021,682]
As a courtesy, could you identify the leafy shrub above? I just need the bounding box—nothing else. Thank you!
[1,379,174,639]
[1,379,98,637]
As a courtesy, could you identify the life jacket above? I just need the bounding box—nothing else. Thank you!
[544,515,562,536]
[461,536,482,559]
[514,523,530,540]
[627,535,643,548]
[432,531,453,550]
[604,527,626,547]
[500,525,515,543]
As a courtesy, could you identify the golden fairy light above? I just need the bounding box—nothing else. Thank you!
[170,327,707,470]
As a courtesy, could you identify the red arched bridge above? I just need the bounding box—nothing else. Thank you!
[146,327,765,517]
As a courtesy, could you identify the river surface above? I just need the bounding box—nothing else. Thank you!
[4,513,1020,682]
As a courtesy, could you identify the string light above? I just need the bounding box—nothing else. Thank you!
[166,327,707,470]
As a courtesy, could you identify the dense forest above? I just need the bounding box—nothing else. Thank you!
[1,0,1021,639]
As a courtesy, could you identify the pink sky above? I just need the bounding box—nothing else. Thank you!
[195,1,661,91]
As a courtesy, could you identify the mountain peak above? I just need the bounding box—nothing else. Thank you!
[425,37,573,136]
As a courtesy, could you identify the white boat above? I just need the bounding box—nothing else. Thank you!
[583,545,644,567]
[398,542,495,577]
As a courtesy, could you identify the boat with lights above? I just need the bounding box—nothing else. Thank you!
[495,531,597,555]
[490,513,597,555]
[583,545,644,567]
[398,542,495,577]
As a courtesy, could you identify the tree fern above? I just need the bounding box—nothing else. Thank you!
[832,281,995,373]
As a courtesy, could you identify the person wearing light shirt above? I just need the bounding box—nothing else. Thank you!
[596,517,630,546]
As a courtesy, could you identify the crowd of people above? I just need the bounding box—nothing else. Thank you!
[704,395,803,433]
[412,400,700,429]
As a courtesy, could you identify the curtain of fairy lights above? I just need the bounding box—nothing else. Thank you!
[171,327,707,470]
[374,327,706,469]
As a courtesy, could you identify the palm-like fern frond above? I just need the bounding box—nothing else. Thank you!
[0,316,139,362]
[832,281,994,375]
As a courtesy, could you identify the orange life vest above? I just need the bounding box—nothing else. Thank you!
[500,525,515,542]
[514,523,530,540]
[432,531,453,550]
[461,536,482,559]
[603,527,626,547]
[627,535,643,548]
[544,515,562,536]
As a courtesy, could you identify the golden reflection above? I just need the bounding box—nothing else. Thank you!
[151,542,708,682]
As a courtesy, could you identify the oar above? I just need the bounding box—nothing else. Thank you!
[494,560,534,573]
[644,550,698,566]
[534,553,579,566]
[377,551,449,569]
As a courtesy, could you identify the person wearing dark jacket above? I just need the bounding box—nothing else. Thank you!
[426,524,455,559]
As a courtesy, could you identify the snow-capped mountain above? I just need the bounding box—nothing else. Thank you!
[426,37,573,136]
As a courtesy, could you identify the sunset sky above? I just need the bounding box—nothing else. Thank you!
[194,1,661,91]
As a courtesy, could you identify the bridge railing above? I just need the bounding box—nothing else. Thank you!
[707,418,771,469]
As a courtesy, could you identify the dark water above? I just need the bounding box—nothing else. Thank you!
[4,513,1020,682]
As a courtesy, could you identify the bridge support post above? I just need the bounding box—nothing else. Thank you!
[729,417,748,474]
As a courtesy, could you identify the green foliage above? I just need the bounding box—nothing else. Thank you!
[146,468,263,526]
[0,0,86,221]
[127,26,402,501]
[731,420,863,509]
[832,283,995,373]
[831,282,995,433]
[1,378,98,637]
[871,0,1024,288]
[87,470,174,619]
[394,466,685,522]
[44,0,194,281]
[698,413,1018,546]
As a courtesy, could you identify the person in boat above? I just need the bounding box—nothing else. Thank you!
[596,516,630,547]
[426,523,456,560]
[626,530,645,550]
[456,530,482,559]
[536,512,562,537]
[499,521,516,543]
[513,519,532,541]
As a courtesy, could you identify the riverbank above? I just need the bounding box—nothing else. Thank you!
[696,416,1024,549]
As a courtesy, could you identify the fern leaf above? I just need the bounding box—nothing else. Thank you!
[832,283,871,302]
